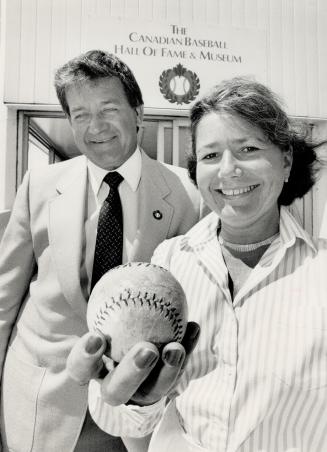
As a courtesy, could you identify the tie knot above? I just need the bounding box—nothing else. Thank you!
[103,171,124,189]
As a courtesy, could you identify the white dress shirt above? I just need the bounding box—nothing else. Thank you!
[82,148,141,294]
[89,207,327,452]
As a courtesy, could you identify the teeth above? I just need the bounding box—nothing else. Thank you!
[220,185,257,196]
[91,137,114,143]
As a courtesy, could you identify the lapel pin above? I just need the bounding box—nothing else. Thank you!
[153,210,163,220]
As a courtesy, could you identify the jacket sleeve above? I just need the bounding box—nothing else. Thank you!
[0,171,36,377]
[88,380,166,437]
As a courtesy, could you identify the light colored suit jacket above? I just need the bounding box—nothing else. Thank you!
[0,152,205,452]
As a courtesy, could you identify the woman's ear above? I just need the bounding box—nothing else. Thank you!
[284,146,293,181]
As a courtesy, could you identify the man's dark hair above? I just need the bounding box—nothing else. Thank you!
[188,77,320,206]
[54,49,143,117]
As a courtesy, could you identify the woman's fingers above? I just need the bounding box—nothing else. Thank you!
[66,331,107,385]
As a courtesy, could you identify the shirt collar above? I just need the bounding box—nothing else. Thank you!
[87,147,142,196]
[278,206,317,251]
[184,206,317,252]
[184,211,219,249]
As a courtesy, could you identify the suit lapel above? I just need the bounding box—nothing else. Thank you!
[48,157,88,321]
[130,153,174,262]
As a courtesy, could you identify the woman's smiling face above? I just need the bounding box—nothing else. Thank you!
[195,112,292,240]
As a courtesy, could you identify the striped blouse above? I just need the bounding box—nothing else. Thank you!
[89,207,327,451]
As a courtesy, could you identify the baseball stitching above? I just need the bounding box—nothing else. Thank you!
[108,262,166,272]
[93,288,185,341]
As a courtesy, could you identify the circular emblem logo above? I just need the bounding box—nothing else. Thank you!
[153,210,163,220]
[159,63,200,105]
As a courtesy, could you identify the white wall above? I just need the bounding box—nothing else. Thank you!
[3,0,327,118]
[1,0,327,236]
[0,0,19,210]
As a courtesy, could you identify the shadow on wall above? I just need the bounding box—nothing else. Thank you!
[318,205,327,239]
[0,211,10,242]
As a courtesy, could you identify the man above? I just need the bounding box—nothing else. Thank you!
[0,50,204,452]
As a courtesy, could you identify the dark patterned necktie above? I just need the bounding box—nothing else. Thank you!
[91,172,124,291]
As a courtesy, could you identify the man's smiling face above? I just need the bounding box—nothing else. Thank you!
[66,77,143,170]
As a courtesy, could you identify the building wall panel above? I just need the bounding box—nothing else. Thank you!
[268,0,283,92]
[205,0,219,25]
[111,0,125,17]
[193,0,206,23]
[231,0,245,27]
[139,0,155,20]
[126,0,140,19]
[4,0,22,101]
[281,0,296,114]
[257,0,269,30]
[244,0,258,28]
[305,0,319,118]
[66,0,83,61]
[49,0,68,103]
[317,0,327,117]
[34,0,52,103]
[3,0,327,118]
[19,0,37,102]
[153,0,167,21]
[218,1,233,26]
[293,0,308,116]
[166,0,180,22]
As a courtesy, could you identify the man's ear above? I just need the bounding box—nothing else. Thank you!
[135,105,144,127]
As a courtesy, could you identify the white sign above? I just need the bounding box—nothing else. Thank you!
[104,20,267,111]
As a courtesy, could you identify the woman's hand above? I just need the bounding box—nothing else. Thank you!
[66,322,200,406]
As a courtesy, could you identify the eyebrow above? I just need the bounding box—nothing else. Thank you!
[233,136,267,144]
[70,107,87,114]
[100,99,119,105]
[70,99,119,114]
[198,136,268,148]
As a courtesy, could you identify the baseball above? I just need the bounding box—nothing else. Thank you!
[87,262,188,363]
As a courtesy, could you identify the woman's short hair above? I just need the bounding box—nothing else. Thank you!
[54,49,144,117]
[188,77,319,205]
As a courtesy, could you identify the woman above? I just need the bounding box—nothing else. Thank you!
[69,78,327,451]
[145,77,327,451]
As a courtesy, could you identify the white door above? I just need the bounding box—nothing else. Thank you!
[139,116,191,168]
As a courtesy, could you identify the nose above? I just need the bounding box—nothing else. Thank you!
[87,114,107,135]
[218,150,240,178]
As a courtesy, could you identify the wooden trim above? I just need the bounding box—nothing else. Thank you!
[16,110,29,187]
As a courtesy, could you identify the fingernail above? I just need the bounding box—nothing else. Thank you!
[190,324,200,340]
[85,336,103,354]
[163,349,184,367]
[134,349,158,369]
